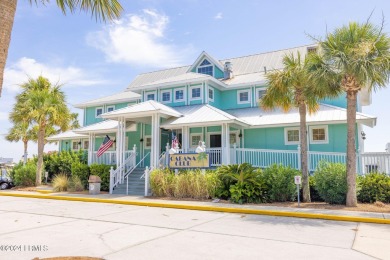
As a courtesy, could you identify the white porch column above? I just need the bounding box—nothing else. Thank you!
[122,117,126,165]
[221,123,230,165]
[116,119,121,170]
[88,133,92,165]
[182,126,189,152]
[151,113,161,167]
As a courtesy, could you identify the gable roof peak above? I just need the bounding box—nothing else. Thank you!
[187,51,224,73]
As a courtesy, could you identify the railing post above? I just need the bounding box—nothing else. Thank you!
[133,144,137,167]
[297,145,301,170]
[144,166,150,196]
[109,166,114,194]
[233,143,237,164]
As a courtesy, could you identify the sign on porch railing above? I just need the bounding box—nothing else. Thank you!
[169,153,210,169]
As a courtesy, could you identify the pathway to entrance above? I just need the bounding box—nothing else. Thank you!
[0,196,388,260]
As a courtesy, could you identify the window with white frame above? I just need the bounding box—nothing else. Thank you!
[284,127,300,145]
[310,126,328,144]
[190,134,202,147]
[190,86,202,100]
[83,140,89,150]
[145,136,152,148]
[174,88,185,102]
[146,92,156,101]
[237,90,250,104]
[107,106,115,113]
[95,107,103,118]
[72,141,79,150]
[161,90,171,103]
[208,87,214,102]
[256,88,267,103]
[197,59,213,76]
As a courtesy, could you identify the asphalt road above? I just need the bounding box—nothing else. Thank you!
[0,196,388,260]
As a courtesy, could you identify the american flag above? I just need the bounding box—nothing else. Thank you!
[172,135,179,148]
[97,135,114,157]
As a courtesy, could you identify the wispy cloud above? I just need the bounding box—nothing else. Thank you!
[4,57,107,92]
[214,12,223,20]
[86,9,193,68]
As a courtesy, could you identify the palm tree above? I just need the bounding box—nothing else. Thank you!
[10,76,72,185]
[260,52,334,203]
[309,21,390,206]
[0,0,123,97]
[5,122,34,165]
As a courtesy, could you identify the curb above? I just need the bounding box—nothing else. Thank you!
[36,190,53,194]
[1,192,389,225]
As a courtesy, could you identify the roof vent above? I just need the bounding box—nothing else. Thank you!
[224,61,233,80]
[307,46,317,54]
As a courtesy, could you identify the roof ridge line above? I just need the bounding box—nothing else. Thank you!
[219,43,316,61]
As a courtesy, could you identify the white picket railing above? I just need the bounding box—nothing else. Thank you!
[233,148,299,169]
[308,151,346,172]
[360,152,390,174]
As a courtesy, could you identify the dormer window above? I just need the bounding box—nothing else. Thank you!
[197,59,213,76]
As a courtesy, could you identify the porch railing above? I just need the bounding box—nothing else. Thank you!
[233,148,299,169]
[360,152,390,174]
[175,147,222,166]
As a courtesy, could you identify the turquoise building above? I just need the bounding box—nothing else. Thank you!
[49,45,376,194]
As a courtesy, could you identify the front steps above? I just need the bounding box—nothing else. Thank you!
[112,167,145,195]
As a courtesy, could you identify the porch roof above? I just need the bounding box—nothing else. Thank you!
[101,100,182,120]
[226,103,377,128]
[47,130,88,141]
[73,120,119,134]
[160,104,250,128]
[74,91,140,108]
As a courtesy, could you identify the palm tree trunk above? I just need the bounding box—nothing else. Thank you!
[0,0,17,96]
[346,91,357,207]
[299,103,310,202]
[23,140,28,165]
[36,126,45,186]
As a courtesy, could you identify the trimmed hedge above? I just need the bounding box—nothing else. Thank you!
[89,164,112,191]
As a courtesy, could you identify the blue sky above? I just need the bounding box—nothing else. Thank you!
[1,0,390,161]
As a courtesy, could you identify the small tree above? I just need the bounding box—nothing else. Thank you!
[10,76,73,185]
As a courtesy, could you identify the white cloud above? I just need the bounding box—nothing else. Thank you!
[214,12,223,20]
[86,9,192,68]
[4,57,107,92]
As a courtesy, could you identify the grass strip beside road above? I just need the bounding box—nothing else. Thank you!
[1,192,389,225]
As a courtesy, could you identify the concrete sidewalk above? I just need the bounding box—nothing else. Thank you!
[1,190,389,224]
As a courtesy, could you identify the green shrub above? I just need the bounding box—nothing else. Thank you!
[12,162,36,186]
[43,150,87,179]
[357,172,390,203]
[150,168,175,197]
[217,163,267,204]
[309,175,324,202]
[69,175,84,192]
[52,174,70,192]
[261,164,300,202]
[149,169,221,199]
[313,162,347,204]
[89,164,112,191]
[71,162,90,188]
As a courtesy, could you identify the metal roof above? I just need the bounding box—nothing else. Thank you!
[136,72,211,89]
[222,72,266,86]
[161,104,249,128]
[101,100,182,119]
[47,130,88,141]
[74,91,140,108]
[126,45,316,90]
[73,120,119,134]
[226,104,377,128]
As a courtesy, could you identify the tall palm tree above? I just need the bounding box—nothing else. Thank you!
[10,76,72,185]
[5,122,34,165]
[0,0,123,97]
[309,21,390,206]
[260,52,335,203]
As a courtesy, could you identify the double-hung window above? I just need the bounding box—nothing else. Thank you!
[285,128,300,145]
[95,107,103,118]
[107,106,115,113]
[161,90,171,103]
[310,126,328,144]
[174,88,185,102]
[237,90,250,104]
[208,87,214,102]
[190,86,202,101]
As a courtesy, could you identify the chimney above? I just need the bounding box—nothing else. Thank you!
[224,61,233,79]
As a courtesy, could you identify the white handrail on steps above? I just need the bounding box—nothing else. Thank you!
[125,152,150,195]
[109,148,137,194]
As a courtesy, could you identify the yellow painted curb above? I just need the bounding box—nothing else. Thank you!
[36,190,53,194]
[1,192,389,225]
